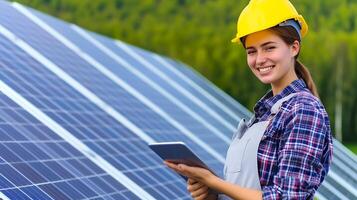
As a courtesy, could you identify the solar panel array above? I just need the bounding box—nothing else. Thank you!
[0,1,356,199]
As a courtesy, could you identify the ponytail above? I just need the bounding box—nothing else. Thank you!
[295,60,319,98]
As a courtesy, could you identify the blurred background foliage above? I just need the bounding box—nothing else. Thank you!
[15,0,357,144]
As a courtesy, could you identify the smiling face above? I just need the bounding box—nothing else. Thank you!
[245,29,300,94]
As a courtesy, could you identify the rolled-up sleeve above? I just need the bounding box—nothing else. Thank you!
[262,102,328,199]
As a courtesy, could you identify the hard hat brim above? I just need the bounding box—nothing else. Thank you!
[231,36,240,43]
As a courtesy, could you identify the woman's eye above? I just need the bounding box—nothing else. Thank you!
[266,46,275,51]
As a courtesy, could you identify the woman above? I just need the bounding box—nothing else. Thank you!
[165,0,333,199]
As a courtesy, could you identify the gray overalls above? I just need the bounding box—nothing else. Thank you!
[219,93,297,200]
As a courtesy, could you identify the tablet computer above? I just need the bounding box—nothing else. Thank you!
[149,141,216,179]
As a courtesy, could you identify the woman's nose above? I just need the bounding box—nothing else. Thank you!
[256,52,267,66]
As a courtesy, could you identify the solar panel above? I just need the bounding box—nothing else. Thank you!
[0,1,356,199]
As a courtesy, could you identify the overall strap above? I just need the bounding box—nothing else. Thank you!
[270,93,298,115]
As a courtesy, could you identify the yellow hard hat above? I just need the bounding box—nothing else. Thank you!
[232,0,308,43]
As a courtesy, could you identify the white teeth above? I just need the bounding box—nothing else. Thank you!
[258,66,273,72]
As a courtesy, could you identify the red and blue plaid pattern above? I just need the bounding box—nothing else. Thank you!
[253,79,333,199]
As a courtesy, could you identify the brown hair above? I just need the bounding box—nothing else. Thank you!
[241,26,319,97]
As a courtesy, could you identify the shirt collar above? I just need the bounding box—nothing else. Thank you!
[253,79,307,115]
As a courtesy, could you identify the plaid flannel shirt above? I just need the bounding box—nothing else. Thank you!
[253,79,333,199]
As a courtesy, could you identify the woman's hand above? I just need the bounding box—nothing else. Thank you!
[164,161,215,184]
[164,161,218,199]
[187,178,218,200]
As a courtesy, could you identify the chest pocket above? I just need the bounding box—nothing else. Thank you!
[225,138,251,173]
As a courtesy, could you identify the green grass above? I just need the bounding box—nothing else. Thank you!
[344,143,357,155]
